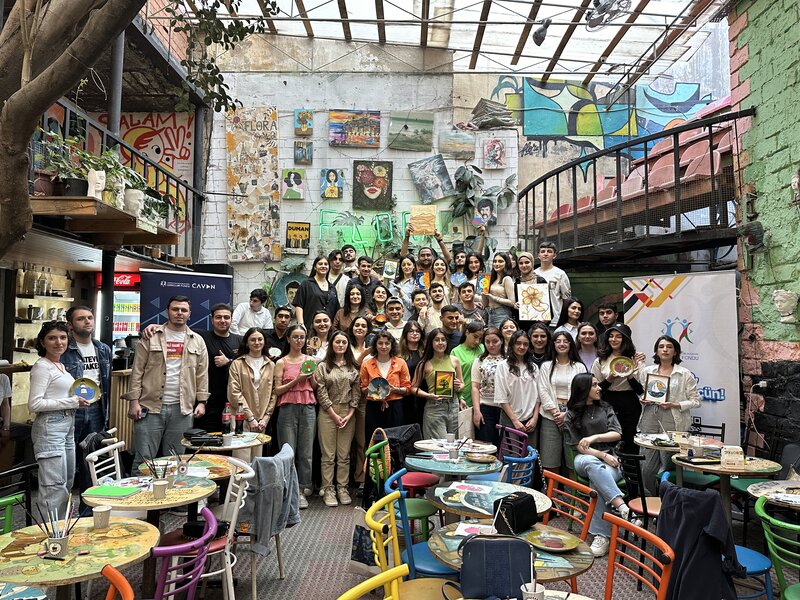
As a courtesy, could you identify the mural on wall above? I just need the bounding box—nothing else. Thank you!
[225,107,281,262]
[408,154,456,204]
[491,77,712,159]
[294,141,313,165]
[439,130,476,160]
[388,111,434,151]
[320,169,344,199]
[281,169,305,200]
[294,109,313,136]
[484,138,506,169]
[329,110,381,148]
[353,161,392,210]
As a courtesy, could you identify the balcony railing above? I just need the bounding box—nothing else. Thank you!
[518,107,756,262]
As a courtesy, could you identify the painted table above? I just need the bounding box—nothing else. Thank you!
[0,584,47,599]
[405,455,502,478]
[181,432,270,452]
[634,434,722,452]
[138,453,240,481]
[0,517,158,600]
[414,439,497,454]
[747,480,800,511]
[428,521,593,582]
[671,455,782,523]
[425,481,552,520]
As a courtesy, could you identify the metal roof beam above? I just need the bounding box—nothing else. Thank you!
[337,0,352,41]
[375,0,386,43]
[511,0,543,66]
[469,0,493,70]
[256,0,278,33]
[294,0,315,38]
[541,0,591,84]
[420,0,430,47]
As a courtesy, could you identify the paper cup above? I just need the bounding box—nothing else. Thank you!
[448,449,459,460]
[445,433,456,444]
[222,433,234,446]
[152,479,170,499]
[520,582,545,600]
[44,535,69,559]
[92,505,112,530]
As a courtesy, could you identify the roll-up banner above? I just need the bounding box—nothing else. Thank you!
[140,269,233,331]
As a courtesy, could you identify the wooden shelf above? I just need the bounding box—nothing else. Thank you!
[0,364,33,375]
[13,348,36,354]
[16,294,74,301]
[14,318,42,324]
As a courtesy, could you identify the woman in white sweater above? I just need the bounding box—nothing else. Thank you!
[494,330,540,448]
[537,332,587,476]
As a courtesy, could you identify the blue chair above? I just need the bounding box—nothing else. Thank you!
[384,469,438,543]
[734,545,774,600]
[504,446,537,487]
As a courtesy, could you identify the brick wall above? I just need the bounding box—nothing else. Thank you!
[140,0,190,63]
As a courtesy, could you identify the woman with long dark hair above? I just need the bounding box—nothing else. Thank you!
[398,320,425,426]
[309,310,333,361]
[471,327,505,445]
[359,331,411,439]
[347,315,372,365]
[412,328,465,438]
[528,322,553,367]
[565,373,634,558]
[333,286,373,332]
[390,255,418,319]
[499,318,518,348]
[483,253,516,327]
[451,321,485,409]
[294,255,340,333]
[347,315,372,492]
[465,252,486,290]
[494,330,539,447]
[431,257,455,303]
[577,322,599,370]
[554,296,584,340]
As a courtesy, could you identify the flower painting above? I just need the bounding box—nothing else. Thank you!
[329,110,381,148]
[294,109,313,136]
[353,161,393,210]
[517,283,551,322]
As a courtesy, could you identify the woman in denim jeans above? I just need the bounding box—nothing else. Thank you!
[28,321,89,518]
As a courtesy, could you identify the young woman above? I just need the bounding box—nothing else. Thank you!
[528,322,553,367]
[359,331,411,440]
[398,320,425,427]
[565,374,636,558]
[431,257,454,302]
[347,315,372,365]
[494,330,540,448]
[412,328,465,439]
[390,256,418,319]
[637,335,701,495]
[333,286,373,332]
[451,321,485,409]
[554,296,584,340]
[470,327,505,445]
[294,256,340,334]
[465,252,486,290]
[483,253,516,327]
[591,323,646,453]
[577,322,600,371]
[29,321,88,518]
[348,315,372,493]
[369,284,390,319]
[499,318,518,348]
[314,330,360,508]
[274,324,318,509]
[227,327,275,458]
[537,332,587,474]
[309,310,333,361]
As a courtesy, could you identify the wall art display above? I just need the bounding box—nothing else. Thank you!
[484,138,506,169]
[320,169,344,199]
[281,168,305,200]
[382,260,397,280]
[438,130,476,160]
[294,109,313,136]
[475,197,497,226]
[271,273,306,307]
[285,221,311,255]
[388,111,434,151]
[517,283,552,322]
[433,371,455,398]
[353,160,393,210]
[294,141,313,165]
[408,154,456,204]
[409,205,437,236]
[225,106,281,262]
[329,110,380,148]
[644,373,671,404]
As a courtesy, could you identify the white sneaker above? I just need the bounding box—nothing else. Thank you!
[302,487,313,497]
[617,504,644,527]
[299,494,309,509]
[590,534,610,557]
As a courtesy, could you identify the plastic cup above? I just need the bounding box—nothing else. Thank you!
[92,505,112,530]
[448,449,459,460]
[445,433,456,444]
[222,433,234,447]
[520,582,545,600]
[152,479,169,499]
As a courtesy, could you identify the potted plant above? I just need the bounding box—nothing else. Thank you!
[35,129,91,196]
[141,187,183,226]
[120,165,148,215]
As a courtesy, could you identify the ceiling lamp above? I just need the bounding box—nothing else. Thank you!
[532,19,551,46]
[585,0,631,31]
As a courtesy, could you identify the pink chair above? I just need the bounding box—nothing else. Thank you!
[152,507,218,600]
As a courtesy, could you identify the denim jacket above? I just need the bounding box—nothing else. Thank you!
[61,337,112,421]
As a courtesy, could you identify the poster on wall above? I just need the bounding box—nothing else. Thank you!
[139,269,233,330]
[281,168,305,200]
[353,161,393,210]
[285,221,311,255]
[294,141,313,165]
[329,110,380,148]
[408,154,456,205]
[320,169,344,199]
[225,107,281,262]
[623,271,739,443]
[388,111,434,151]
[484,138,506,169]
[438,130,476,160]
[294,109,313,136]
[475,198,497,226]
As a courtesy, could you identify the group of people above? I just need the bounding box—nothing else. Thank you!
[26,237,701,557]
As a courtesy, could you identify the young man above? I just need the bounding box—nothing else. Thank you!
[328,250,350,306]
[595,302,621,335]
[440,305,464,352]
[423,283,446,333]
[341,244,359,276]
[264,304,293,356]
[345,256,380,309]
[125,295,209,471]
[401,226,452,275]
[455,282,487,325]
[231,288,274,334]
[384,297,407,342]
[534,241,571,327]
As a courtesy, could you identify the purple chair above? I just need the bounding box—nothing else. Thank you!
[151,507,218,600]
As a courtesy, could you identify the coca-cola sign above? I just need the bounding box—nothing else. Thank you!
[96,273,141,288]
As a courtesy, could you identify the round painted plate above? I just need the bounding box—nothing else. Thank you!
[373,313,388,326]
[609,356,636,377]
[647,378,668,399]
[464,452,496,464]
[528,528,580,553]
[300,359,317,375]
[367,377,391,400]
[70,377,101,403]
[450,273,468,287]
[306,336,322,350]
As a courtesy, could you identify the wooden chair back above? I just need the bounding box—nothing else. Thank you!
[542,470,597,540]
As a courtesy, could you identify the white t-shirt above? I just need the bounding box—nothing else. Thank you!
[162,328,186,404]
[377,359,392,379]
[76,340,101,386]
[245,355,265,388]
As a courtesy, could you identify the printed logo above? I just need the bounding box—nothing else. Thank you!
[661,317,694,343]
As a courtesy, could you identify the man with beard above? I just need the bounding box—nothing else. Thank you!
[196,304,242,432]
[401,226,452,276]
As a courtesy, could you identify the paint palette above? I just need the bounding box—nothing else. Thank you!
[268,347,282,359]
[300,359,317,375]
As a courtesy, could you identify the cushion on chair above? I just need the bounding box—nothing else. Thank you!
[734,545,772,575]
[158,528,227,554]
[401,472,440,489]
[628,497,661,519]
[784,584,800,600]
[668,471,720,488]
[731,477,769,494]
[402,543,458,577]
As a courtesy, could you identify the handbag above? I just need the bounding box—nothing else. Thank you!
[493,492,538,536]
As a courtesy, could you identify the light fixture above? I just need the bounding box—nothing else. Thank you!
[532,19,551,46]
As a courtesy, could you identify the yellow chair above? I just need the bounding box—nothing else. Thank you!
[364,491,454,598]
[337,565,408,600]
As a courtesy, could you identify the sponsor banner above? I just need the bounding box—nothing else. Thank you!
[140,269,233,331]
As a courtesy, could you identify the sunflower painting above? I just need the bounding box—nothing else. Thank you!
[517,282,551,322]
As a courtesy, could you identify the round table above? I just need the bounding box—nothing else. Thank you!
[671,455,782,523]
[138,453,240,481]
[405,455,502,478]
[181,432,271,452]
[425,481,552,520]
[414,439,497,454]
[428,521,593,582]
[747,480,800,511]
[634,434,722,452]
[0,517,158,600]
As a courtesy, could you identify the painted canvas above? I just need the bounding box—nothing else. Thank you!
[285,221,311,255]
[294,109,313,136]
[281,168,305,200]
[408,154,456,204]
[409,205,436,236]
[439,130,476,160]
[225,107,281,262]
[329,110,380,148]
[353,161,392,210]
[517,283,551,322]
[294,141,313,165]
[484,138,506,169]
[474,198,497,226]
[388,111,434,151]
[320,169,344,199]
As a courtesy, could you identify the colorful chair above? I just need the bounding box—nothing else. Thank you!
[734,544,774,600]
[384,468,438,542]
[755,496,800,599]
[337,564,408,600]
[102,564,134,600]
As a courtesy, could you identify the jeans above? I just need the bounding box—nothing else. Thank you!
[277,404,316,489]
[422,398,458,440]
[132,403,193,472]
[74,401,105,494]
[32,410,76,518]
[574,454,625,537]
[318,405,355,489]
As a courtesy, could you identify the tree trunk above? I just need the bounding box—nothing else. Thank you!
[0,111,35,259]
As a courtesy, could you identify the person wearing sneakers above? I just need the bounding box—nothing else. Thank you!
[565,373,636,557]
[313,331,360,507]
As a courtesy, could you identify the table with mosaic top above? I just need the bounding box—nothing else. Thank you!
[405,455,503,478]
[0,517,158,600]
[137,453,241,481]
[747,479,800,511]
[180,432,271,452]
[425,481,552,520]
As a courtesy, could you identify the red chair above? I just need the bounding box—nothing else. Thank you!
[102,564,134,600]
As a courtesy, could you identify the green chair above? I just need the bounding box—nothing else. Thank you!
[0,492,24,533]
[754,496,800,600]
[385,469,438,543]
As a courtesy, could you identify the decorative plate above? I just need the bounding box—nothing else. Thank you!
[300,359,317,375]
[609,356,636,377]
[306,336,322,350]
[373,313,388,326]
[464,453,496,464]
[268,347,282,359]
[528,528,580,553]
[367,377,391,400]
[70,377,101,403]
[450,273,468,287]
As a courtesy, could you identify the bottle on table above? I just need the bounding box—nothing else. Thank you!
[221,402,233,434]
[235,403,245,435]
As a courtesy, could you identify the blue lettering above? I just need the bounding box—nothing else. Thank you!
[698,386,726,402]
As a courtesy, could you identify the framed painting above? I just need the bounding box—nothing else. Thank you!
[517,283,551,322]
[409,205,436,236]
[320,169,344,199]
[329,110,380,148]
[645,373,671,404]
[408,154,456,205]
[285,221,310,255]
[433,371,455,398]
[439,130,476,160]
[294,141,313,165]
[388,110,434,151]
[294,109,313,136]
[484,138,506,169]
[281,168,305,200]
[353,160,392,210]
